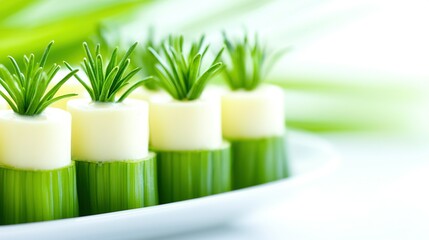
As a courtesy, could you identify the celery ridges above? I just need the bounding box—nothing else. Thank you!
[0,163,78,225]
[75,153,157,216]
[155,143,231,204]
[230,136,289,189]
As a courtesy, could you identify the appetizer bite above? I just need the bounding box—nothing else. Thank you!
[221,33,289,189]
[66,42,157,215]
[149,35,231,203]
[0,42,78,224]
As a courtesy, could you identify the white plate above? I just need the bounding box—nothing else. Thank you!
[0,131,340,240]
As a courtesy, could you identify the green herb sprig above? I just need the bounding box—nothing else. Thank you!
[0,42,78,116]
[222,33,283,91]
[94,26,160,91]
[149,35,223,101]
[66,42,150,103]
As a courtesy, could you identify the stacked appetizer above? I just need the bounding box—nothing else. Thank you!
[149,35,231,203]
[220,34,289,189]
[0,42,78,224]
[65,42,157,215]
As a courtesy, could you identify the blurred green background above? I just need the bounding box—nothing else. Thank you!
[1,0,426,134]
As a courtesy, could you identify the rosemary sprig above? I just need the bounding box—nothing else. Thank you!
[0,41,78,116]
[149,35,224,101]
[222,33,283,90]
[94,26,159,90]
[66,42,150,103]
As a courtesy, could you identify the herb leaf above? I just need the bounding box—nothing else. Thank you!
[66,42,149,103]
[0,41,78,116]
[94,26,160,91]
[150,35,223,101]
[221,33,283,90]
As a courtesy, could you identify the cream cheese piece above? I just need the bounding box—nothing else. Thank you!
[150,94,223,151]
[0,108,72,170]
[67,99,149,162]
[221,84,285,139]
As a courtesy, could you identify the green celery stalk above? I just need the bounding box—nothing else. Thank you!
[155,143,231,204]
[229,136,289,189]
[0,163,78,225]
[75,152,157,216]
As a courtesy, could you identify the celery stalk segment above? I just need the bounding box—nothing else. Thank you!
[0,163,78,225]
[75,153,158,216]
[155,143,231,204]
[229,136,289,189]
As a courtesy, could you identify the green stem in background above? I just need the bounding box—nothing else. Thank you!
[0,163,78,225]
[229,136,289,189]
[0,0,152,65]
[0,0,38,22]
[75,153,157,216]
[155,143,231,204]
